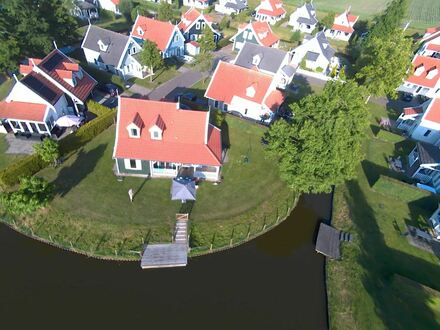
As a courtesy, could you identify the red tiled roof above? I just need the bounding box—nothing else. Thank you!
[424,99,440,123]
[256,0,286,17]
[19,58,42,75]
[111,0,120,4]
[248,21,280,47]
[331,23,354,34]
[189,41,200,47]
[178,8,213,32]
[114,98,222,166]
[427,26,440,34]
[62,62,79,71]
[427,43,440,52]
[347,14,359,24]
[264,89,285,112]
[407,55,440,88]
[205,61,274,105]
[0,101,48,122]
[132,112,144,128]
[403,106,423,116]
[37,49,96,102]
[131,16,175,52]
[55,69,73,80]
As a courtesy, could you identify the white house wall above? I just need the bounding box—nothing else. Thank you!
[97,0,119,14]
[6,82,49,105]
[411,119,440,145]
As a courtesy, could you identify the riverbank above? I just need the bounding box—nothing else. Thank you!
[327,103,440,328]
[0,115,294,260]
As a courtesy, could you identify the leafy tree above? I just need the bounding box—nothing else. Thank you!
[0,0,78,73]
[235,9,252,23]
[210,108,225,127]
[139,40,164,82]
[219,16,230,30]
[199,27,216,53]
[320,12,335,30]
[0,37,20,72]
[1,176,53,215]
[119,0,134,23]
[194,52,213,82]
[368,0,408,40]
[34,138,60,166]
[264,81,369,194]
[290,30,302,44]
[158,1,174,22]
[355,30,413,99]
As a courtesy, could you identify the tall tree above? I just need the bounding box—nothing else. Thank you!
[119,0,134,24]
[356,29,413,99]
[320,12,335,30]
[157,1,174,22]
[139,40,164,82]
[194,52,213,83]
[265,81,369,194]
[198,27,216,53]
[368,0,408,40]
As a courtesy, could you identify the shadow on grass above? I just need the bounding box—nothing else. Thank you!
[344,180,440,328]
[221,120,230,149]
[53,144,107,197]
[361,160,411,187]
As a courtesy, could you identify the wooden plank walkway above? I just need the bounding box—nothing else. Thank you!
[141,214,189,269]
[315,223,341,260]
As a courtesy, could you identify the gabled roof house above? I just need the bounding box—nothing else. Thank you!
[406,141,440,193]
[215,0,248,16]
[0,49,96,136]
[82,25,147,79]
[231,21,280,51]
[97,0,120,15]
[131,15,185,58]
[255,0,286,25]
[178,8,221,43]
[397,98,440,145]
[418,26,440,58]
[325,8,359,41]
[288,2,318,34]
[398,55,440,99]
[205,61,285,123]
[113,97,222,181]
[291,31,337,74]
[234,43,296,89]
[183,0,210,10]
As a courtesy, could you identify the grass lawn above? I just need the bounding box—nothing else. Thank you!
[21,116,292,258]
[328,102,440,329]
[0,135,25,170]
[0,79,14,101]
[129,60,180,90]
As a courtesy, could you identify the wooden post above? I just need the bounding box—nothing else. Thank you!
[230,228,235,247]
[70,241,74,249]
[49,235,52,242]
[210,243,213,251]
[247,223,251,239]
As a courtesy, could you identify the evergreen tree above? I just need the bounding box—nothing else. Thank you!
[139,40,164,82]
[265,81,369,194]
[199,27,216,53]
[158,1,174,22]
[119,0,134,24]
[320,12,335,30]
[368,0,408,40]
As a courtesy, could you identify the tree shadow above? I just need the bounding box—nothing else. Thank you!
[291,74,314,102]
[361,160,411,187]
[220,120,230,149]
[344,180,440,328]
[53,144,107,197]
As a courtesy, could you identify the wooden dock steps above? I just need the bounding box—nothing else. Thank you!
[140,214,189,269]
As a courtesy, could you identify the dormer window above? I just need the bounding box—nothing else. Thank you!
[97,39,108,52]
[246,84,256,98]
[427,68,438,79]
[414,65,425,76]
[127,112,144,138]
[137,26,144,36]
[149,115,166,140]
[252,54,261,66]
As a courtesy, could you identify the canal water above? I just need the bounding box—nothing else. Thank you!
[0,194,330,330]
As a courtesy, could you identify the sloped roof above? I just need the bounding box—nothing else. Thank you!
[264,89,285,112]
[205,61,275,106]
[21,72,64,105]
[225,0,247,11]
[331,10,358,33]
[131,16,176,52]
[38,49,96,102]
[114,98,222,166]
[82,25,130,67]
[295,2,318,25]
[178,8,216,34]
[407,55,440,89]
[234,43,286,74]
[256,0,286,17]
[0,101,48,122]
[235,21,279,47]
[424,98,440,123]
[316,31,335,61]
[417,141,440,165]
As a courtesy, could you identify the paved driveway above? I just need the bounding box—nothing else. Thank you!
[147,70,203,101]
[5,134,38,155]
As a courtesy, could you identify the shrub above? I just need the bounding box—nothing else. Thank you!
[210,108,225,127]
[219,16,230,30]
[59,109,117,155]
[376,129,406,143]
[1,176,53,215]
[373,175,432,203]
[99,9,115,22]
[87,100,112,117]
[217,37,231,49]
[290,30,301,43]
[316,67,324,73]
[300,58,307,69]
[34,138,60,166]
[0,154,47,189]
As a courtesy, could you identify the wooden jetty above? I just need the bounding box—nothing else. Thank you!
[141,214,189,269]
[315,223,341,259]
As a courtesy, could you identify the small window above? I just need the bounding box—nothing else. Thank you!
[38,124,47,133]
[153,131,159,138]
[424,130,432,137]
[247,32,253,40]
[131,128,138,137]
[202,22,206,29]
[214,100,219,108]
[196,22,200,30]
[130,159,136,168]
[174,34,179,42]
[10,121,20,129]
[125,159,141,170]
[223,104,228,111]
[243,30,248,39]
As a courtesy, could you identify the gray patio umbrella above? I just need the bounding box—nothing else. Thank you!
[171,178,196,202]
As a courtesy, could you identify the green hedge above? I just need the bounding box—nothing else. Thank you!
[373,175,432,203]
[217,37,231,49]
[59,109,116,155]
[376,129,406,143]
[87,100,113,116]
[0,154,48,189]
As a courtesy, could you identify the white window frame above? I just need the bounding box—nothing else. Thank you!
[124,159,142,170]
[196,22,201,30]
[243,30,248,39]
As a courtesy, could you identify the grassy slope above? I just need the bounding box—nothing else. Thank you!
[29,116,291,256]
[328,103,440,329]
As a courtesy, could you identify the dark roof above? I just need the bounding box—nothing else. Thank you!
[37,49,96,102]
[306,51,320,61]
[281,64,296,76]
[75,0,97,10]
[295,2,318,25]
[316,32,335,62]
[21,72,63,105]
[234,43,286,74]
[82,25,130,67]
[417,142,440,164]
[315,223,340,259]
[225,0,247,10]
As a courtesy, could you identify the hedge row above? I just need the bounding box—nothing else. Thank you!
[376,129,406,143]
[0,109,117,189]
[373,175,432,203]
[59,109,116,155]
[87,100,113,117]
